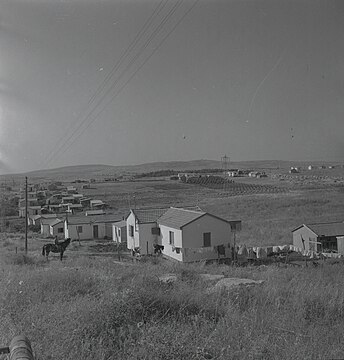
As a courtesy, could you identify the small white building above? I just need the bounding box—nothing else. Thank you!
[158,207,236,262]
[41,217,61,237]
[64,214,118,240]
[90,200,105,209]
[126,208,168,255]
[125,207,240,261]
[292,222,344,253]
[49,219,65,237]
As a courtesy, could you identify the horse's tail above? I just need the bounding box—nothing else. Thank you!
[42,246,45,256]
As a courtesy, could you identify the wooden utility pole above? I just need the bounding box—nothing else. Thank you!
[25,177,28,254]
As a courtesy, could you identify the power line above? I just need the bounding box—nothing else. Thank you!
[41,0,168,168]
[44,0,191,167]
[57,0,200,160]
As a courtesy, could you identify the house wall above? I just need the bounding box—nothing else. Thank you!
[105,223,113,239]
[50,224,64,236]
[337,237,344,255]
[65,222,93,240]
[160,225,183,261]
[159,215,232,262]
[126,212,158,254]
[126,212,139,250]
[41,223,51,237]
[65,221,109,240]
[292,227,318,251]
[138,223,158,255]
[181,215,232,262]
[113,225,127,243]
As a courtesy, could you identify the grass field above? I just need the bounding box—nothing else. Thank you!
[1,235,344,359]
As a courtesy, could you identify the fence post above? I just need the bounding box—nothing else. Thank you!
[9,335,34,360]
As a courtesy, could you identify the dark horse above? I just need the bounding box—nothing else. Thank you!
[42,238,71,261]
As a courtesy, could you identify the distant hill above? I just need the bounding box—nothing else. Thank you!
[1,159,342,181]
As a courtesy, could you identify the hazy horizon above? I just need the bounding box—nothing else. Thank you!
[1,0,343,174]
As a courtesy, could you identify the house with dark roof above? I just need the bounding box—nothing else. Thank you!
[64,214,119,240]
[158,207,238,262]
[292,222,344,253]
[126,207,240,261]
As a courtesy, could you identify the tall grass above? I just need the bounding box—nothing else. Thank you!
[1,254,344,359]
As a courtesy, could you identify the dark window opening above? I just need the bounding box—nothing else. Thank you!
[169,231,174,246]
[203,232,211,247]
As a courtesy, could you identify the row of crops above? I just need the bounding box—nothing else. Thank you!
[183,176,287,195]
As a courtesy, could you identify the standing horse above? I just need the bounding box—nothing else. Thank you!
[42,238,71,261]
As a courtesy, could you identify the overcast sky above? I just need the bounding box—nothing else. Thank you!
[0,0,343,174]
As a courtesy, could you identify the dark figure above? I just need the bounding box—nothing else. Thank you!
[153,244,164,254]
[42,238,71,261]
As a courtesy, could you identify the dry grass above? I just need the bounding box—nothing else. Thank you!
[1,243,344,360]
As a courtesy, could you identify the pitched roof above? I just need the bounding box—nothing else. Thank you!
[131,208,168,224]
[50,219,64,227]
[157,207,206,229]
[67,214,120,225]
[301,222,344,237]
[41,214,58,219]
[41,217,60,225]
[86,209,105,216]
[113,220,126,228]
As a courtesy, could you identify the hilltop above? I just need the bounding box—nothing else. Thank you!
[1,159,342,181]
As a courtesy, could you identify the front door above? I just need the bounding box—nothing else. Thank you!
[93,225,99,239]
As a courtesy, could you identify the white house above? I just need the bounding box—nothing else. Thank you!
[158,207,237,262]
[112,220,127,244]
[64,214,119,240]
[41,217,61,237]
[49,219,65,237]
[292,222,344,253]
[126,208,167,255]
[125,207,240,261]
[90,200,106,209]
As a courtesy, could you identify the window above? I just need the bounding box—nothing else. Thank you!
[58,228,64,233]
[135,219,138,231]
[151,227,161,235]
[129,225,134,237]
[169,231,174,246]
[203,232,211,247]
[77,226,83,234]
[118,229,121,237]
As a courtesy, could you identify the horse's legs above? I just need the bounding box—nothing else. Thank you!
[60,250,63,261]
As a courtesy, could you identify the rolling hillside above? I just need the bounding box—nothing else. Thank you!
[1,159,342,181]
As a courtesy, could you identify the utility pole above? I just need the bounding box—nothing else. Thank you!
[25,176,28,254]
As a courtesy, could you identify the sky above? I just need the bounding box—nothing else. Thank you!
[0,0,343,174]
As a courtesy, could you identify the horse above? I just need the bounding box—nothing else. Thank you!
[42,238,71,261]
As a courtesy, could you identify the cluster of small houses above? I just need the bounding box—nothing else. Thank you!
[19,183,106,218]
[24,196,344,263]
[290,165,341,174]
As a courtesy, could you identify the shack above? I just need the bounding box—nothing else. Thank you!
[292,222,344,253]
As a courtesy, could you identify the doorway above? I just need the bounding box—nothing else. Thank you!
[93,225,99,239]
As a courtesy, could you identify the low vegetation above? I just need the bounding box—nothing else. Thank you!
[1,239,344,359]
